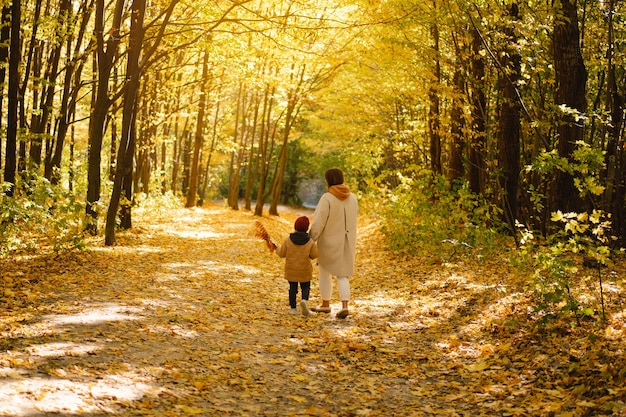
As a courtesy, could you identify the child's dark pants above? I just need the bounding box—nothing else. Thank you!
[288,281,311,309]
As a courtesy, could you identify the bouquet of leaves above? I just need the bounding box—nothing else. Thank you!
[252,220,277,253]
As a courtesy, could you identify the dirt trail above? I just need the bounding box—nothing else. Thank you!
[1,202,625,416]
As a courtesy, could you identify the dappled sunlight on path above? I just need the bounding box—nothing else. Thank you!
[1,201,625,416]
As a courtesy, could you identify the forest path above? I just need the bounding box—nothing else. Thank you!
[1,201,625,416]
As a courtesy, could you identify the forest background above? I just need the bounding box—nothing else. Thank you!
[1,0,626,354]
[2,0,626,414]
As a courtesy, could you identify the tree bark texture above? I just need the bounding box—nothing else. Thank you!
[428,13,442,176]
[3,0,20,197]
[105,0,146,245]
[448,58,465,186]
[86,0,124,232]
[48,0,93,184]
[0,6,11,173]
[186,51,209,208]
[497,3,522,230]
[553,0,587,213]
[469,29,487,195]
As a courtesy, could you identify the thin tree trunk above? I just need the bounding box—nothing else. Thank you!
[69,120,75,191]
[497,3,522,234]
[48,0,93,183]
[3,0,19,197]
[269,65,305,215]
[171,75,183,194]
[228,83,246,210]
[254,81,277,216]
[200,94,222,200]
[469,28,487,195]
[448,59,465,186]
[19,0,42,175]
[428,5,442,176]
[31,0,70,169]
[244,93,261,210]
[0,6,11,173]
[186,51,209,208]
[602,0,624,239]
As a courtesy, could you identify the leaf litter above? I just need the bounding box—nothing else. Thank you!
[1,201,625,416]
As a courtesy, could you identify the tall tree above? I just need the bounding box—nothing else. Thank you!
[468,27,487,195]
[186,50,210,208]
[29,0,72,169]
[227,82,246,211]
[428,0,442,176]
[601,0,625,237]
[17,0,43,177]
[3,0,20,197]
[254,79,278,216]
[0,5,11,173]
[105,0,180,244]
[105,0,147,245]
[47,0,95,184]
[448,59,465,186]
[552,0,587,213]
[497,3,522,232]
[86,0,125,234]
[269,64,306,215]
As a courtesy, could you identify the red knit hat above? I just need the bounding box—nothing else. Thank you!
[294,216,310,232]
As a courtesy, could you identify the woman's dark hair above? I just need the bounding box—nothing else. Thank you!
[325,168,344,186]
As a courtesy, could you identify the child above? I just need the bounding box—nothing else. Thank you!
[275,216,318,316]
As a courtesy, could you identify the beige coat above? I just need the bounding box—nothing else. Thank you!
[309,190,358,277]
[276,235,318,282]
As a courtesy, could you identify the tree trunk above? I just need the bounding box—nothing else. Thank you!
[448,59,465,187]
[269,84,302,214]
[181,128,192,194]
[19,0,42,175]
[254,81,277,216]
[0,6,11,173]
[602,0,625,239]
[105,0,146,245]
[48,0,93,184]
[31,0,70,169]
[228,83,246,210]
[553,0,587,213]
[469,28,487,195]
[171,73,183,194]
[69,121,75,191]
[28,38,43,167]
[428,8,442,176]
[244,93,261,210]
[497,3,522,232]
[86,0,124,233]
[3,0,19,197]
[186,51,209,208]
[161,122,169,193]
[200,94,222,200]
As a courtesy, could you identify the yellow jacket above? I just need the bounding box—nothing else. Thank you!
[276,233,319,282]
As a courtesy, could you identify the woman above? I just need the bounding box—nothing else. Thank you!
[309,168,358,319]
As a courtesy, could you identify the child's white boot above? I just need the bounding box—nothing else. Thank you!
[300,300,311,317]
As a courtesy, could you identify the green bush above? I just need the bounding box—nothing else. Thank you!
[378,172,503,260]
[517,210,615,324]
[1,175,86,255]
